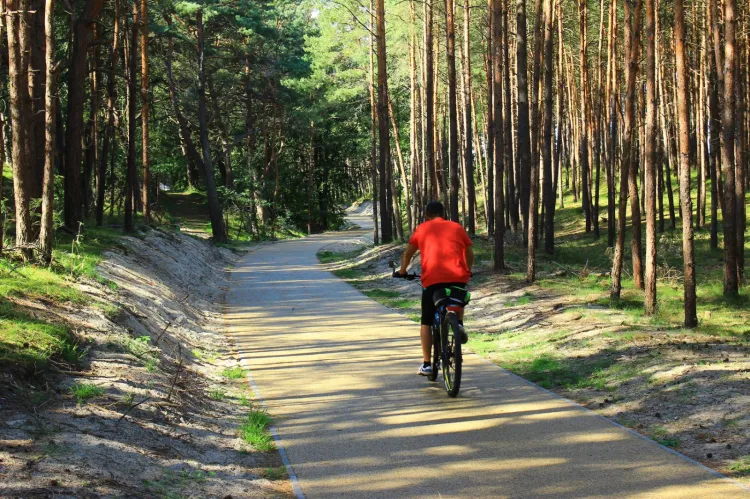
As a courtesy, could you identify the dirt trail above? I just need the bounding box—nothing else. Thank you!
[226,223,748,498]
[1,230,291,498]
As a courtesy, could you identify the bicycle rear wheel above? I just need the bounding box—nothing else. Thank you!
[428,325,440,382]
[441,313,462,397]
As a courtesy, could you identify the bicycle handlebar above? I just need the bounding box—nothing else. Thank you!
[392,270,421,280]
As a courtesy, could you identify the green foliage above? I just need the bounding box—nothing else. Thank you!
[222,366,246,379]
[70,383,105,404]
[730,456,750,475]
[239,410,275,451]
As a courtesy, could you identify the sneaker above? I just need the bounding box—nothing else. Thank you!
[418,363,433,376]
[458,323,468,344]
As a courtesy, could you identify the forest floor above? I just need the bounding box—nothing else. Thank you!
[319,201,750,486]
[0,226,292,498]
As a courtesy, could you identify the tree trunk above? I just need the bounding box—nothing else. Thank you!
[606,0,617,247]
[493,0,504,270]
[97,0,120,226]
[674,0,697,326]
[516,0,531,243]
[376,0,393,242]
[388,96,412,234]
[83,30,100,219]
[424,0,437,202]
[369,1,380,244]
[611,0,641,299]
[542,0,554,254]
[486,0,495,236]
[707,0,720,249]
[140,0,150,223]
[463,0,476,234]
[722,0,739,296]
[5,0,35,257]
[628,0,644,290]
[196,9,227,242]
[64,0,105,230]
[644,0,657,314]
[503,0,517,232]
[445,0,459,222]
[579,0,592,234]
[39,0,56,263]
[124,3,138,233]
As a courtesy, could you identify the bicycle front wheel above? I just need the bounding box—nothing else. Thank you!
[441,313,462,397]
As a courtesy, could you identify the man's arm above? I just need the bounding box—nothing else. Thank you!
[465,246,474,273]
[399,244,419,275]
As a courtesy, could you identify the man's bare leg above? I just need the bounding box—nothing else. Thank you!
[420,325,432,362]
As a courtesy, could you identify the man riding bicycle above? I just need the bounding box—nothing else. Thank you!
[396,201,474,376]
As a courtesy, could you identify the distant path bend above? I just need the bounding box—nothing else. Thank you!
[225,217,748,498]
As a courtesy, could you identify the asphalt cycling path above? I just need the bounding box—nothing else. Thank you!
[225,215,748,498]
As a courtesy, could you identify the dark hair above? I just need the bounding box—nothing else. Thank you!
[425,201,445,218]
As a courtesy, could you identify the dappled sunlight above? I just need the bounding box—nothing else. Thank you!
[223,233,749,498]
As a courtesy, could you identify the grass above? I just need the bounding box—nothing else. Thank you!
[239,410,275,452]
[208,389,226,401]
[222,366,246,379]
[730,456,750,475]
[0,299,79,370]
[318,246,368,264]
[0,225,124,374]
[70,383,104,404]
[143,468,216,498]
[262,466,288,480]
[333,268,365,279]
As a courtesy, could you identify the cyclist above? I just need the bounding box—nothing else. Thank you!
[396,201,474,376]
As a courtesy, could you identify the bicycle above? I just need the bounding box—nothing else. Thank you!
[390,264,471,398]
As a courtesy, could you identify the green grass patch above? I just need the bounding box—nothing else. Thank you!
[222,366,246,379]
[239,410,275,452]
[262,466,288,480]
[729,455,750,474]
[208,389,226,401]
[0,299,80,371]
[332,268,364,279]
[70,383,104,404]
[0,226,124,373]
[318,246,368,264]
[363,289,401,299]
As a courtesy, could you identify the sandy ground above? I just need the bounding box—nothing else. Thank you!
[0,230,291,498]
[318,219,750,488]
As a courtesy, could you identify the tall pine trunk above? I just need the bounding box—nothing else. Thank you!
[463,0,476,234]
[542,0,554,254]
[516,0,531,243]
[674,0,698,326]
[64,0,105,230]
[493,0,504,270]
[722,0,739,296]
[140,0,150,222]
[196,9,227,242]
[39,0,56,263]
[611,0,641,299]
[644,0,657,314]
[124,2,139,233]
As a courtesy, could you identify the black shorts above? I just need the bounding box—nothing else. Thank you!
[421,282,467,326]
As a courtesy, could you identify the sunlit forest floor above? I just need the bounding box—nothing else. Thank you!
[320,188,750,484]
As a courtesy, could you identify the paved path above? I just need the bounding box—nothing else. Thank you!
[226,218,748,498]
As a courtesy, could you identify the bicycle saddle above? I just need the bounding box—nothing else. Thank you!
[433,286,471,307]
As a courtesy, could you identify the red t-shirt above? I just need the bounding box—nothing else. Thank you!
[408,218,472,288]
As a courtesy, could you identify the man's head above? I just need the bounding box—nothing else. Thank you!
[425,201,445,220]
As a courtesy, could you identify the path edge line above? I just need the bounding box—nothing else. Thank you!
[223,264,306,499]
